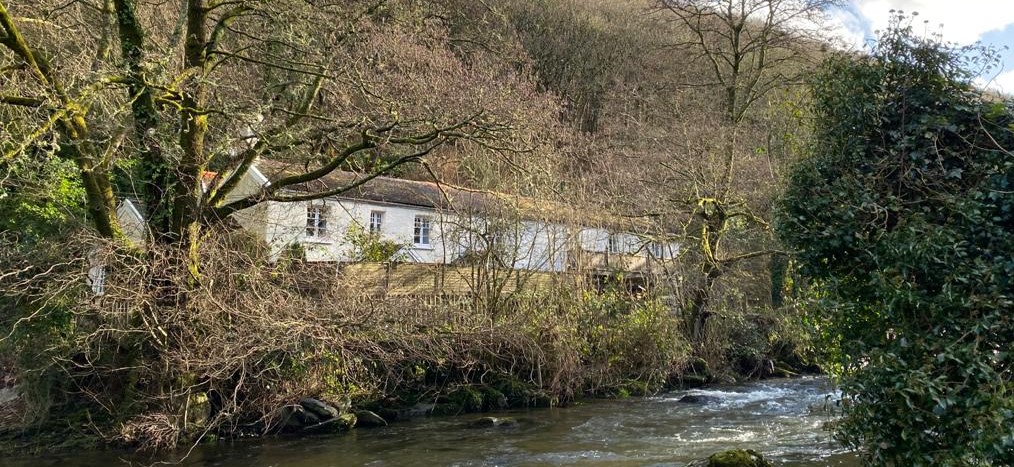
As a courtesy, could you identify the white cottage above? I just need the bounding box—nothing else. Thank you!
[241,162,678,273]
[114,161,678,279]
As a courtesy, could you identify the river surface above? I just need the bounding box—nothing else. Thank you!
[12,377,857,466]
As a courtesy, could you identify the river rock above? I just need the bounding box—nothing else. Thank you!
[276,404,321,431]
[706,449,773,467]
[300,398,340,420]
[468,416,518,428]
[354,410,388,428]
[302,413,357,434]
[677,394,720,404]
[403,402,436,417]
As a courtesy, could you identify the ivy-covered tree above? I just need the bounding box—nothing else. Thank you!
[778,16,1014,465]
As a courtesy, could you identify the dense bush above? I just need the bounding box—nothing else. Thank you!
[0,233,697,451]
[573,288,690,395]
[778,17,1014,465]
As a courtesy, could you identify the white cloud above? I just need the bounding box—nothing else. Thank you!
[825,6,870,50]
[978,69,1014,95]
[833,2,1014,92]
[850,1,1014,45]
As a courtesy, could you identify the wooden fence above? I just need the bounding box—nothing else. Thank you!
[338,262,583,297]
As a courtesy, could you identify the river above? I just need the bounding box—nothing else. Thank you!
[11,377,857,466]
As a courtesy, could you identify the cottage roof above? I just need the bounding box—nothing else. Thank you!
[255,160,655,232]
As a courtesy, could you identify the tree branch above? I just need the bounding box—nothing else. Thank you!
[0,94,45,107]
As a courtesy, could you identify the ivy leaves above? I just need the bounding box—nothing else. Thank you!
[777,16,1014,466]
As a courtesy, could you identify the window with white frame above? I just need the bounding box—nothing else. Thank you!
[607,233,621,254]
[413,215,431,246]
[88,264,106,296]
[305,204,328,238]
[649,242,664,259]
[369,211,384,234]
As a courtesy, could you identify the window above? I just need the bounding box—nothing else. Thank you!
[413,215,431,246]
[306,204,328,238]
[88,264,106,296]
[369,211,384,234]
[608,234,621,254]
[649,242,664,259]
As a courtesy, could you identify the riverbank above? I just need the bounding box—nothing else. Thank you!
[0,358,820,458]
[4,377,853,467]
[2,240,815,456]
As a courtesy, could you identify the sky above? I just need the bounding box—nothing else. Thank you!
[828,1,1014,93]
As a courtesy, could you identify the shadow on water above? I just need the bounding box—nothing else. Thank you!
[9,377,858,466]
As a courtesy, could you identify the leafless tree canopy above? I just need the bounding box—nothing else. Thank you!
[1,0,563,260]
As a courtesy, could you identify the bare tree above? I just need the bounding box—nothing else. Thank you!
[651,0,834,340]
[657,0,836,124]
[0,1,521,278]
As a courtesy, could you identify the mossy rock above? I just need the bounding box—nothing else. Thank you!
[680,373,709,388]
[687,357,712,377]
[467,416,519,428]
[681,357,713,388]
[707,449,772,467]
[185,392,211,431]
[354,410,387,428]
[494,377,535,407]
[480,387,508,410]
[301,413,356,434]
[447,387,483,413]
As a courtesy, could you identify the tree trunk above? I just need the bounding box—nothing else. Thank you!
[171,0,210,280]
[114,0,170,242]
[687,204,726,343]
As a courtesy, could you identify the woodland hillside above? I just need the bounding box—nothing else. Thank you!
[0,0,834,452]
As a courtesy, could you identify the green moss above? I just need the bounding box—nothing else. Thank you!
[447,386,483,413]
[480,387,507,410]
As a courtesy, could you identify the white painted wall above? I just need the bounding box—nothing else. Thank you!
[514,221,569,271]
[259,198,457,264]
[251,196,582,272]
[211,165,669,270]
[579,228,645,255]
[579,227,608,252]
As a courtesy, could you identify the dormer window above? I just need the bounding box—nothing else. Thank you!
[306,204,328,238]
[369,211,384,234]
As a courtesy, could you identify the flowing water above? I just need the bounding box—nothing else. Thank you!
[11,377,858,466]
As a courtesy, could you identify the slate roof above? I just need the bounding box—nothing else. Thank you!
[255,160,652,231]
[257,160,491,211]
